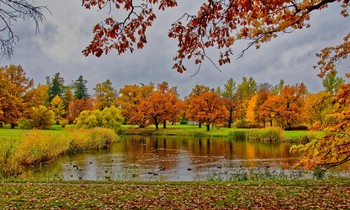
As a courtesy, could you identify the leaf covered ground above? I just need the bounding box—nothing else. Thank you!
[0,180,349,209]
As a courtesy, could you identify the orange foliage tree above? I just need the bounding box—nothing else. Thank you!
[82,0,349,73]
[115,83,154,123]
[129,82,183,129]
[67,99,94,123]
[186,92,228,131]
[277,83,307,129]
[0,65,34,128]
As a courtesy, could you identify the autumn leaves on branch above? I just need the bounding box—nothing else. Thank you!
[82,0,349,74]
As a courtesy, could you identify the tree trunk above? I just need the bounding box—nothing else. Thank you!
[199,123,202,128]
[270,120,272,127]
[11,123,16,129]
[228,109,233,128]
[154,117,159,130]
[206,124,210,131]
[163,120,166,128]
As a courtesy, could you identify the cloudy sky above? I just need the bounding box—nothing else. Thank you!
[1,0,349,98]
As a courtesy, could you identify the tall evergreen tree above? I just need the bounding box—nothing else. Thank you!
[48,72,64,102]
[73,75,89,99]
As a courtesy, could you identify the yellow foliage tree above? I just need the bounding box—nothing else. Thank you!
[50,95,66,124]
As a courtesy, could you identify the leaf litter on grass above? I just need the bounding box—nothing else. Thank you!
[0,182,349,209]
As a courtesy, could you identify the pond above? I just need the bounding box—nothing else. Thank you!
[19,135,350,181]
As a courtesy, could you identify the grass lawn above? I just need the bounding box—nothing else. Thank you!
[0,124,322,142]
[122,124,322,141]
[0,179,349,209]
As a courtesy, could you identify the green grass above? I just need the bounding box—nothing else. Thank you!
[1,124,324,142]
[122,124,323,141]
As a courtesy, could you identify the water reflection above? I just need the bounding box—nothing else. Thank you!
[19,136,349,181]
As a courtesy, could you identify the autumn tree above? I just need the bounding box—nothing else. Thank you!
[30,105,55,129]
[254,85,273,127]
[94,79,117,110]
[186,92,228,131]
[32,84,49,107]
[129,82,182,130]
[48,72,65,102]
[259,94,281,127]
[115,83,154,123]
[291,81,350,171]
[50,95,66,124]
[67,99,94,123]
[0,65,34,128]
[278,83,307,129]
[73,75,89,100]
[82,1,350,74]
[303,91,333,127]
[188,84,210,98]
[246,95,257,124]
[234,77,257,125]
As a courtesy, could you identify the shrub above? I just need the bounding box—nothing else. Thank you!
[76,106,124,130]
[30,105,55,129]
[18,119,32,129]
[59,119,69,128]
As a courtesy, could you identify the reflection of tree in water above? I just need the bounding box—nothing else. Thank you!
[21,135,326,181]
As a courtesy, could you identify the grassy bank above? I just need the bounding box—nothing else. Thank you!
[0,128,118,178]
[122,124,322,142]
[0,179,349,209]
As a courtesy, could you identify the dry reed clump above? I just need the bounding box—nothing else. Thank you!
[15,131,70,166]
[70,128,118,152]
[0,139,20,178]
[247,127,284,142]
[0,128,118,178]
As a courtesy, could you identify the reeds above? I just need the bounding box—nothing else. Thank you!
[0,128,118,178]
[229,128,284,142]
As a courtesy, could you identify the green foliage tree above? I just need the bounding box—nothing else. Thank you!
[100,106,124,129]
[48,73,65,102]
[222,78,236,128]
[322,70,345,95]
[73,75,89,99]
[94,79,117,110]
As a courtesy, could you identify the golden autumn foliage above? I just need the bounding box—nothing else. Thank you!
[115,83,154,123]
[0,65,34,127]
[291,82,350,171]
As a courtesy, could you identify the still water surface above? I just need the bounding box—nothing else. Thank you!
[20,135,349,181]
